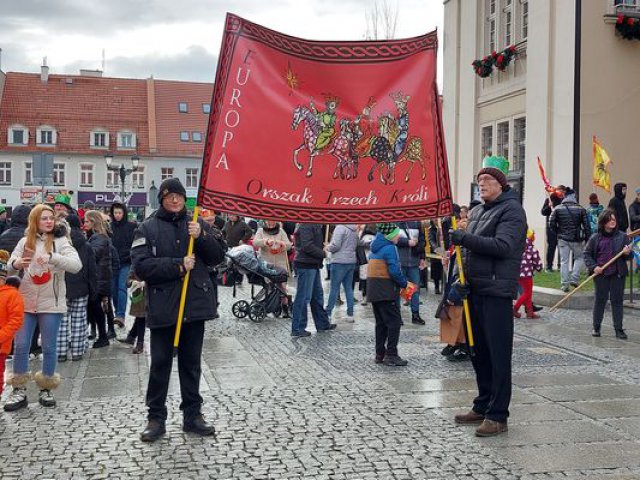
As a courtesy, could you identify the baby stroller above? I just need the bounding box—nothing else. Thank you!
[223,247,289,322]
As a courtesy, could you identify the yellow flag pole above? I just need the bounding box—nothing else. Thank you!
[451,216,475,352]
[173,206,200,355]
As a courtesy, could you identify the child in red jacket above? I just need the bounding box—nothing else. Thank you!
[514,229,543,319]
[0,250,25,396]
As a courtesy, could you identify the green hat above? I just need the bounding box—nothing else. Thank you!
[0,206,5,214]
[376,223,401,241]
[478,155,509,188]
[54,193,72,208]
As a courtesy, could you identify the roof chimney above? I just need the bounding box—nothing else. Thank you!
[41,57,49,84]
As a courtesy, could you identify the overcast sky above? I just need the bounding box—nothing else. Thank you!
[0,0,444,85]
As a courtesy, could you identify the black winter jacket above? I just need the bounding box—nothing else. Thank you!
[66,228,98,300]
[396,221,426,266]
[131,207,225,329]
[608,183,629,232]
[0,205,31,254]
[293,224,326,269]
[458,188,527,299]
[629,200,640,232]
[87,232,112,297]
[110,203,137,264]
[549,195,591,242]
[584,230,630,277]
[222,219,253,248]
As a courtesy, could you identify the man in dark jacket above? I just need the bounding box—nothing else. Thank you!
[222,215,253,248]
[131,178,225,443]
[0,207,7,236]
[0,205,31,253]
[451,156,526,438]
[540,189,564,271]
[608,183,629,233]
[396,220,426,325]
[109,202,137,325]
[628,187,640,232]
[549,188,591,292]
[291,223,336,337]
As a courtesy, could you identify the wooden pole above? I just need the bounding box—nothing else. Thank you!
[451,216,474,351]
[173,206,200,355]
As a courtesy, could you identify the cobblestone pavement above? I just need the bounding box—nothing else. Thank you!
[4,280,640,479]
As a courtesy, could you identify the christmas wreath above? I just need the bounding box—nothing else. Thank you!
[494,45,517,71]
[471,45,517,78]
[616,15,640,40]
[472,56,494,78]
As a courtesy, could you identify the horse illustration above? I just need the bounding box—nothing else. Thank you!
[329,119,358,180]
[365,114,397,184]
[395,137,427,183]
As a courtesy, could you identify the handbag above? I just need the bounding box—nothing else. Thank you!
[356,246,368,266]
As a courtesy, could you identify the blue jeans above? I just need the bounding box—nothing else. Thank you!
[292,267,331,333]
[325,263,356,317]
[401,266,421,313]
[13,312,63,377]
[112,263,131,318]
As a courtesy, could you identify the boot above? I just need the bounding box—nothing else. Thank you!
[183,414,216,436]
[382,355,408,366]
[3,373,30,412]
[140,420,166,442]
[132,343,144,354]
[281,303,291,319]
[107,327,117,340]
[34,371,61,408]
[513,306,521,319]
[411,312,425,325]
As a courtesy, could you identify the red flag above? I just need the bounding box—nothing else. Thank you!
[199,14,452,223]
[536,156,554,193]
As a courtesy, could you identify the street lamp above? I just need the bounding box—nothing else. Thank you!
[105,153,139,202]
[148,180,159,210]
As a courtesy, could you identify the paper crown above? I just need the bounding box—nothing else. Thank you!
[481,156,510,175]
[54,193,72,206]
[322,93,340,104]
[390,91,410,103]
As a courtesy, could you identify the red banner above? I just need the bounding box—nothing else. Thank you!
[199,14,452,223]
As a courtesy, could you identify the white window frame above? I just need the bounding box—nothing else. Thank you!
[512,116,526,173]
[53,162,66,186]
[192,132,202,143]
[106,170,118,189]
[178,102,188,113]
[131,165,145,189]
[481,124,494,160]
[614,0,640,15]
[496,120,510,161]
[79,163,94,187]
[117,130,136,150]
[36,125,57,146]
[24,161,33,186]
[180,131,189,142]
[520,0,529,41]
[0,161,12,185]
[202,103,211,114]
[185,168,199,189]
[486,0,498,52]
[8,125,28,146]
[503,0,513,46]
[161,167,174,181]
[90,129,109,149]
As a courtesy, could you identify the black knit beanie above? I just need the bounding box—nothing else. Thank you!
[158,178,187,203]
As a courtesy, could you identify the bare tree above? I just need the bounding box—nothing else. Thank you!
[365,0,399,40]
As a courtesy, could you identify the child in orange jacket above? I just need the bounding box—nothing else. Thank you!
[0,250,25,396]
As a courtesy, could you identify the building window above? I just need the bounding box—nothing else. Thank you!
[106,170,118,188]
[37,126,56,146]
[131,165,145,189]
[25,162,32,185]
[497,121,510,160]
[521,0,528,40]
[0,162,12,185]
[53,163,65,186]
[161,167,174,180]
[91,130,109,148]
[117,131,136,149]
[8,126,28,145]
[513,117,526,173]
[192,132,202,142]
[80,164,94,187]
[180,131,189,142]
[481,125,493,159]
[614,0,640,14]
[487,0,497,52]
[179,102,188,113]
[504,1,513,46]
[186,168,199,188]
[202,103,211,114]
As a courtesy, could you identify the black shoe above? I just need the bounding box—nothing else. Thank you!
[30,346,42,356]
[88,325,96,340]
[183,415,216,437]
[441,345,457,356]
[532,304,543,313]
[448,349,470,362]
[107,329,117,340]
[57,354,68,362]
[291,330,311,337]
[434,288,441,295]
[318,323,337,331]
[411,313,425,325]
[140,420,166,442]
[570,282,579,288]
[592,329,601,337]
[117,336,136,346]
[382,355,408,366]
[71,355,83,361]
[375,353,385,364]
[93,337,110,348]
[616,329,628,340]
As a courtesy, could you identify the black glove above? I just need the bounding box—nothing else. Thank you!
[450,229,466,246]
[447,281,470,306]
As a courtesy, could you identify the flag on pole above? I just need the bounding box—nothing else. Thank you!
[536,156,554,193]
[198,14,453,224]
[593,136,612,193]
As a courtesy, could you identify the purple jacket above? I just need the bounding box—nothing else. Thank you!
[519,239,542,278]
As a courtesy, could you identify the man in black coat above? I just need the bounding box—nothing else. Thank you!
[131,178,225,443]
[0,205,31,253]
[109,202,137,325]
[540,189,564,271]
[608,183,629,233]
[450,156,526,438]
[629,187,640,232]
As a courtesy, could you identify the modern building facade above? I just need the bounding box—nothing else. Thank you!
[443,0,640,240]
[0,67,213,218]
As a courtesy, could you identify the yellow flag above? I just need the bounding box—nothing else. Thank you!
[593,136,612,193]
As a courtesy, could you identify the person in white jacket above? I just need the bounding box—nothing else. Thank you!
[4,204,82,411]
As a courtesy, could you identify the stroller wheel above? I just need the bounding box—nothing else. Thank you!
[249,303,267,323]
[232,300,250,318]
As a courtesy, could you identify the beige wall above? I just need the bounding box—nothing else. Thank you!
[580,0,640,201]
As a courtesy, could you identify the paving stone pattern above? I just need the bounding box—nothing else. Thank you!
[3,281,640,478]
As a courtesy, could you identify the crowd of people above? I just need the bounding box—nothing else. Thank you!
[0,166,638,441]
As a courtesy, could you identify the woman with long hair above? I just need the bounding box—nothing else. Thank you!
[4,204,81,411]
[83,210,113,348]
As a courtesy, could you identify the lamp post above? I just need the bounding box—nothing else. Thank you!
[148,180,159,211]
[105,153,139,203]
